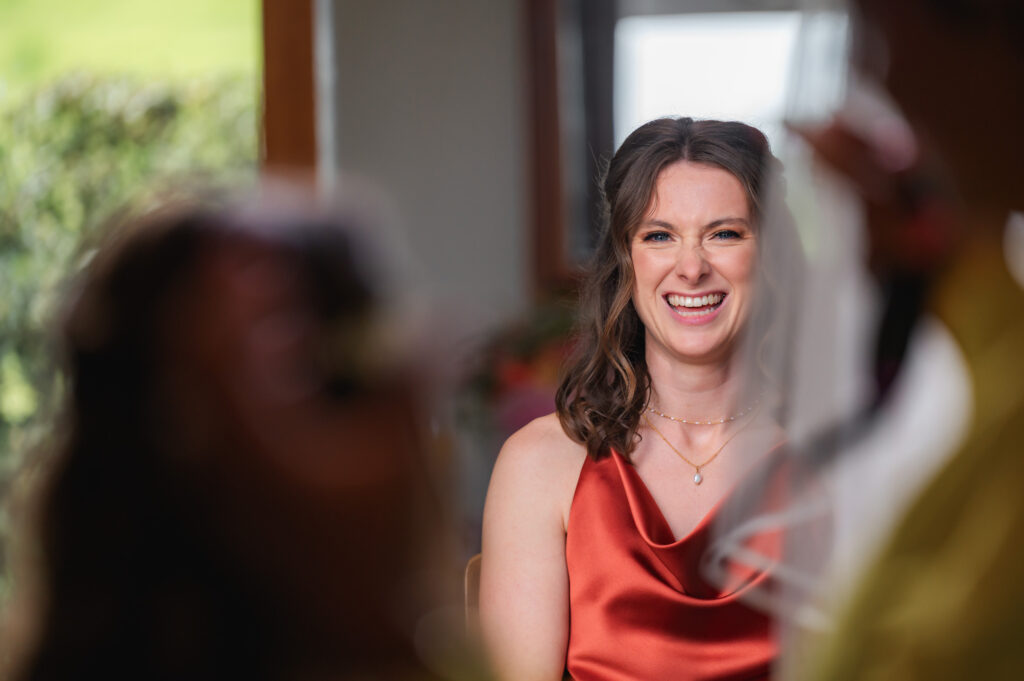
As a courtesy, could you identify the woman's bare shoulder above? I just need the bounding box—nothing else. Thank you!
[480,414,582,679]
[499,412,587,473]
[486,413,588,526]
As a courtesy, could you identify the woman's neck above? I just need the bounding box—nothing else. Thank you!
[645,348,748,421]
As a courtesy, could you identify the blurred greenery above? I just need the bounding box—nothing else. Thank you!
[0,72,258,601]
[0,0,259,99]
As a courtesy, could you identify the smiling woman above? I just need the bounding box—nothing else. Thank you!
[480,117,802,681]
[630,161,759,366]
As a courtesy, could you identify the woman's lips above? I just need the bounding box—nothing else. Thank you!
[666,292,723,309]
[664,292,726,324]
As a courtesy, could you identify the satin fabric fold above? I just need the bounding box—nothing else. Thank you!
[565,451,776,681]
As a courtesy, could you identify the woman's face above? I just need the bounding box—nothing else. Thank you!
[630,160,758,367]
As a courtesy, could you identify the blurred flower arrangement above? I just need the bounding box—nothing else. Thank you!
[459,297,577,440]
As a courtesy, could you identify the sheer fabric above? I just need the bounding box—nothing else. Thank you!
[701,4,1012,680]
[803,229,1024,680]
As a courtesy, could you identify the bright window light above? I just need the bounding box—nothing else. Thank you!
[615,12,802,150]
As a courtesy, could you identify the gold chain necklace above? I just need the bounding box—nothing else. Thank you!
[647,398,759,426]
[642,411,757,485]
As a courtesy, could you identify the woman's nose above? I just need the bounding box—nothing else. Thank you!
[674,244,711,282]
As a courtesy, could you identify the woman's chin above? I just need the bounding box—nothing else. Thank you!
[649,338,737,368]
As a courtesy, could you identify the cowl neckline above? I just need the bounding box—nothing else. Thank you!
[608,448,782,600]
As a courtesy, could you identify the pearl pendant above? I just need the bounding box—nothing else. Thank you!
[693,471,703,485]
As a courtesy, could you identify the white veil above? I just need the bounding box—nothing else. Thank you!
[702,2,973,677]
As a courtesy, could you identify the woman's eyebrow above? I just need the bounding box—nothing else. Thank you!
[641,219,678,231]
[706,217,751,229]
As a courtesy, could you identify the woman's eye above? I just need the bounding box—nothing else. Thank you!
[710,229,742,241]
[642,231,672,243]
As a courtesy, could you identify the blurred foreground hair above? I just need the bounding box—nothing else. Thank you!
[5,185,451,681]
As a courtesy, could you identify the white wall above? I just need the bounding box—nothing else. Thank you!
[317,0,529,337]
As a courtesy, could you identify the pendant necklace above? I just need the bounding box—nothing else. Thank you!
[642,409,757,485]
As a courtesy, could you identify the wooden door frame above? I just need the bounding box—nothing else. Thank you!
[261,0,580,292]
[261,0,317,173]
[523,0,574,294]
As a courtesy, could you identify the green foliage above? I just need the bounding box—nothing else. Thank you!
[0,0,260,95]
[0,72,257,598]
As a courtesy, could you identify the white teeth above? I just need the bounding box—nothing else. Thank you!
[676,306,715,317]
[667,293,723,308]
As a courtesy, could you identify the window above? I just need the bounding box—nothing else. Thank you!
[615,11,802,150]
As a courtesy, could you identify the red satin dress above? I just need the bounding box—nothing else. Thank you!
[565,450,777,681]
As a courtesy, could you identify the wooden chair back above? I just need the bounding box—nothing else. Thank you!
[464,552,482,630]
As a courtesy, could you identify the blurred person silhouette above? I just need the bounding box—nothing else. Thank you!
[0,185,473,681]
[788,0,1024,678]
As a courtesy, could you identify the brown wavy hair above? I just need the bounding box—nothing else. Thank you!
[555,117,784,460]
